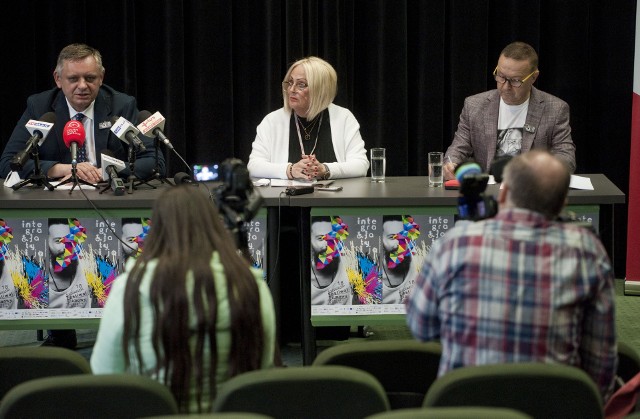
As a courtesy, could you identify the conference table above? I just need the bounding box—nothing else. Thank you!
[0,174,625,365]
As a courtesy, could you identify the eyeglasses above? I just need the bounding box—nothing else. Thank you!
[493,66,536,88]
[282,80,308,92]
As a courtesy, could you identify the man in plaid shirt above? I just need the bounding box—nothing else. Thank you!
[406,150,617,401]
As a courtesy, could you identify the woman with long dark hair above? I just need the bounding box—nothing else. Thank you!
[91,185,276,413]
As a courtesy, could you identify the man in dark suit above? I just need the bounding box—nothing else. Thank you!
[0,43,165,348]
[0,43,164,183]
[443,41,576,179]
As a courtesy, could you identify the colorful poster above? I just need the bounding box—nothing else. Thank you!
[46,217,120,313]
[310,213,454,316]
[0,218,47,311]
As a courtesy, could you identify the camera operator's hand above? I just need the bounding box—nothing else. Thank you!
[444,162,457,181]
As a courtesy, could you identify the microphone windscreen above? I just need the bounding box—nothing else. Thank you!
[39,112,57,124]
[137,110,152,125]
[100,149,115,158]
[110,115,120,125]
[455,161,482,183]
[174,172,193,185]
[62,120,86,148]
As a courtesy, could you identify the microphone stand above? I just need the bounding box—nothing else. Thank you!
[11,148,55,191]
[125,146,156,193]
[149,137,173,186]
[55,163,99,194]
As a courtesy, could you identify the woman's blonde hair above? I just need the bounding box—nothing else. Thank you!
[282,56,337,120]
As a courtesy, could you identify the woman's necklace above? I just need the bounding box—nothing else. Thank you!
[295,112,324,157]
[297,115,320,140]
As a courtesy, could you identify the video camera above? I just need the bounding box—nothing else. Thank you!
[214,158,264,254]
[455,161,498,221]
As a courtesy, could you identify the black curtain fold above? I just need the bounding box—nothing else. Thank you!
[0,0,635,276]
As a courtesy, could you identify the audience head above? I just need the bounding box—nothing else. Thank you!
[282,56,337,120]
[500,150,570,219]
[123,185,265,412]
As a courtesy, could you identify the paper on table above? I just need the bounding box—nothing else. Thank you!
[269,178,316,187]
[569,175,594,190]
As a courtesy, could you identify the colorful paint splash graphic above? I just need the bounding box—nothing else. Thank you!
[0,219,13,262]
[9,250,47,309]
[129,218,151,259]
[316,216,349,270]
[54,219,87,273]
[85,245,118,308]
[344,245,382,304]
[387,215,421,269]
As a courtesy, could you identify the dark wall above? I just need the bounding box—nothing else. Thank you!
[0,0,635,276]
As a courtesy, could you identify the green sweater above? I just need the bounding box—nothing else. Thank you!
[90,251,276,412]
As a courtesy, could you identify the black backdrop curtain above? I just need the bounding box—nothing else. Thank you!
[0,0,635,276]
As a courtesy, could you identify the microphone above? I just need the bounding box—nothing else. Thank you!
[489,156,512,183]
[62,119,86,166]
[174,172,197,185]
[137,110,174,150]
[100,149,125,196]
[110,116,147,151]
[10,112,56,171]
[455,161,482,183]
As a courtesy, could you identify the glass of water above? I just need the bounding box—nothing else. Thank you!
[428,152,443,187]
[370,148,386,182]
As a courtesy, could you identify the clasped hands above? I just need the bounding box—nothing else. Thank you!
[289,154,328,181]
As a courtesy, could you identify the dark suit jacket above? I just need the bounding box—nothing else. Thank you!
[446,86,576,173]
[0,85,165,180]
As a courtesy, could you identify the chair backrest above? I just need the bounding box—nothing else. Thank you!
[212,365,390,419]
[617,341,640,384]
[423,362,604,419]
[366,406,532,419]
[0,346,91,400]
[312,340,442,409]
[0,374,178,419]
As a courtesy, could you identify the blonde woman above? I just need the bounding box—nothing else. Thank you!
[248,56,369,181]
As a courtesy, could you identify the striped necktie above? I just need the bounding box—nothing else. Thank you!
[73,113,86,163]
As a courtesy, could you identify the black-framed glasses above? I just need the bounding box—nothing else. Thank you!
[282,80,308,92]
[493,65,536,88]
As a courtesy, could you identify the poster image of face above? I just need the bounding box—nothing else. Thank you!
[379,214,454,304]
[47,217,120,309]
[0,218,47,311]
[121,217,151,263]
[310,215,383,306]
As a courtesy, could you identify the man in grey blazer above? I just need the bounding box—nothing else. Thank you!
[0,43,164,184]
[444,42,576,180]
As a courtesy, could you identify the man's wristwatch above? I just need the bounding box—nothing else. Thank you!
[321,164,331,180]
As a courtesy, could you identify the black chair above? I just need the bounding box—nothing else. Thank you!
[0,374,178,419]
[423,362,603,419]
[313,340,442,409]
[617,341,640,385]
[0,346,91,400]
[213,366,390,419]
[366,406,532,418]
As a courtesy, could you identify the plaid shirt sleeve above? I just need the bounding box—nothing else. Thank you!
[577,235,618,401]
[405,239,445,342]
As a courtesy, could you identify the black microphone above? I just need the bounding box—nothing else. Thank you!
[174,172,198,185]
[10,112,57,171]
[101,149,125,196]
[489,156,513,183]
[137,110,174,150]
[110,116,147,152]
